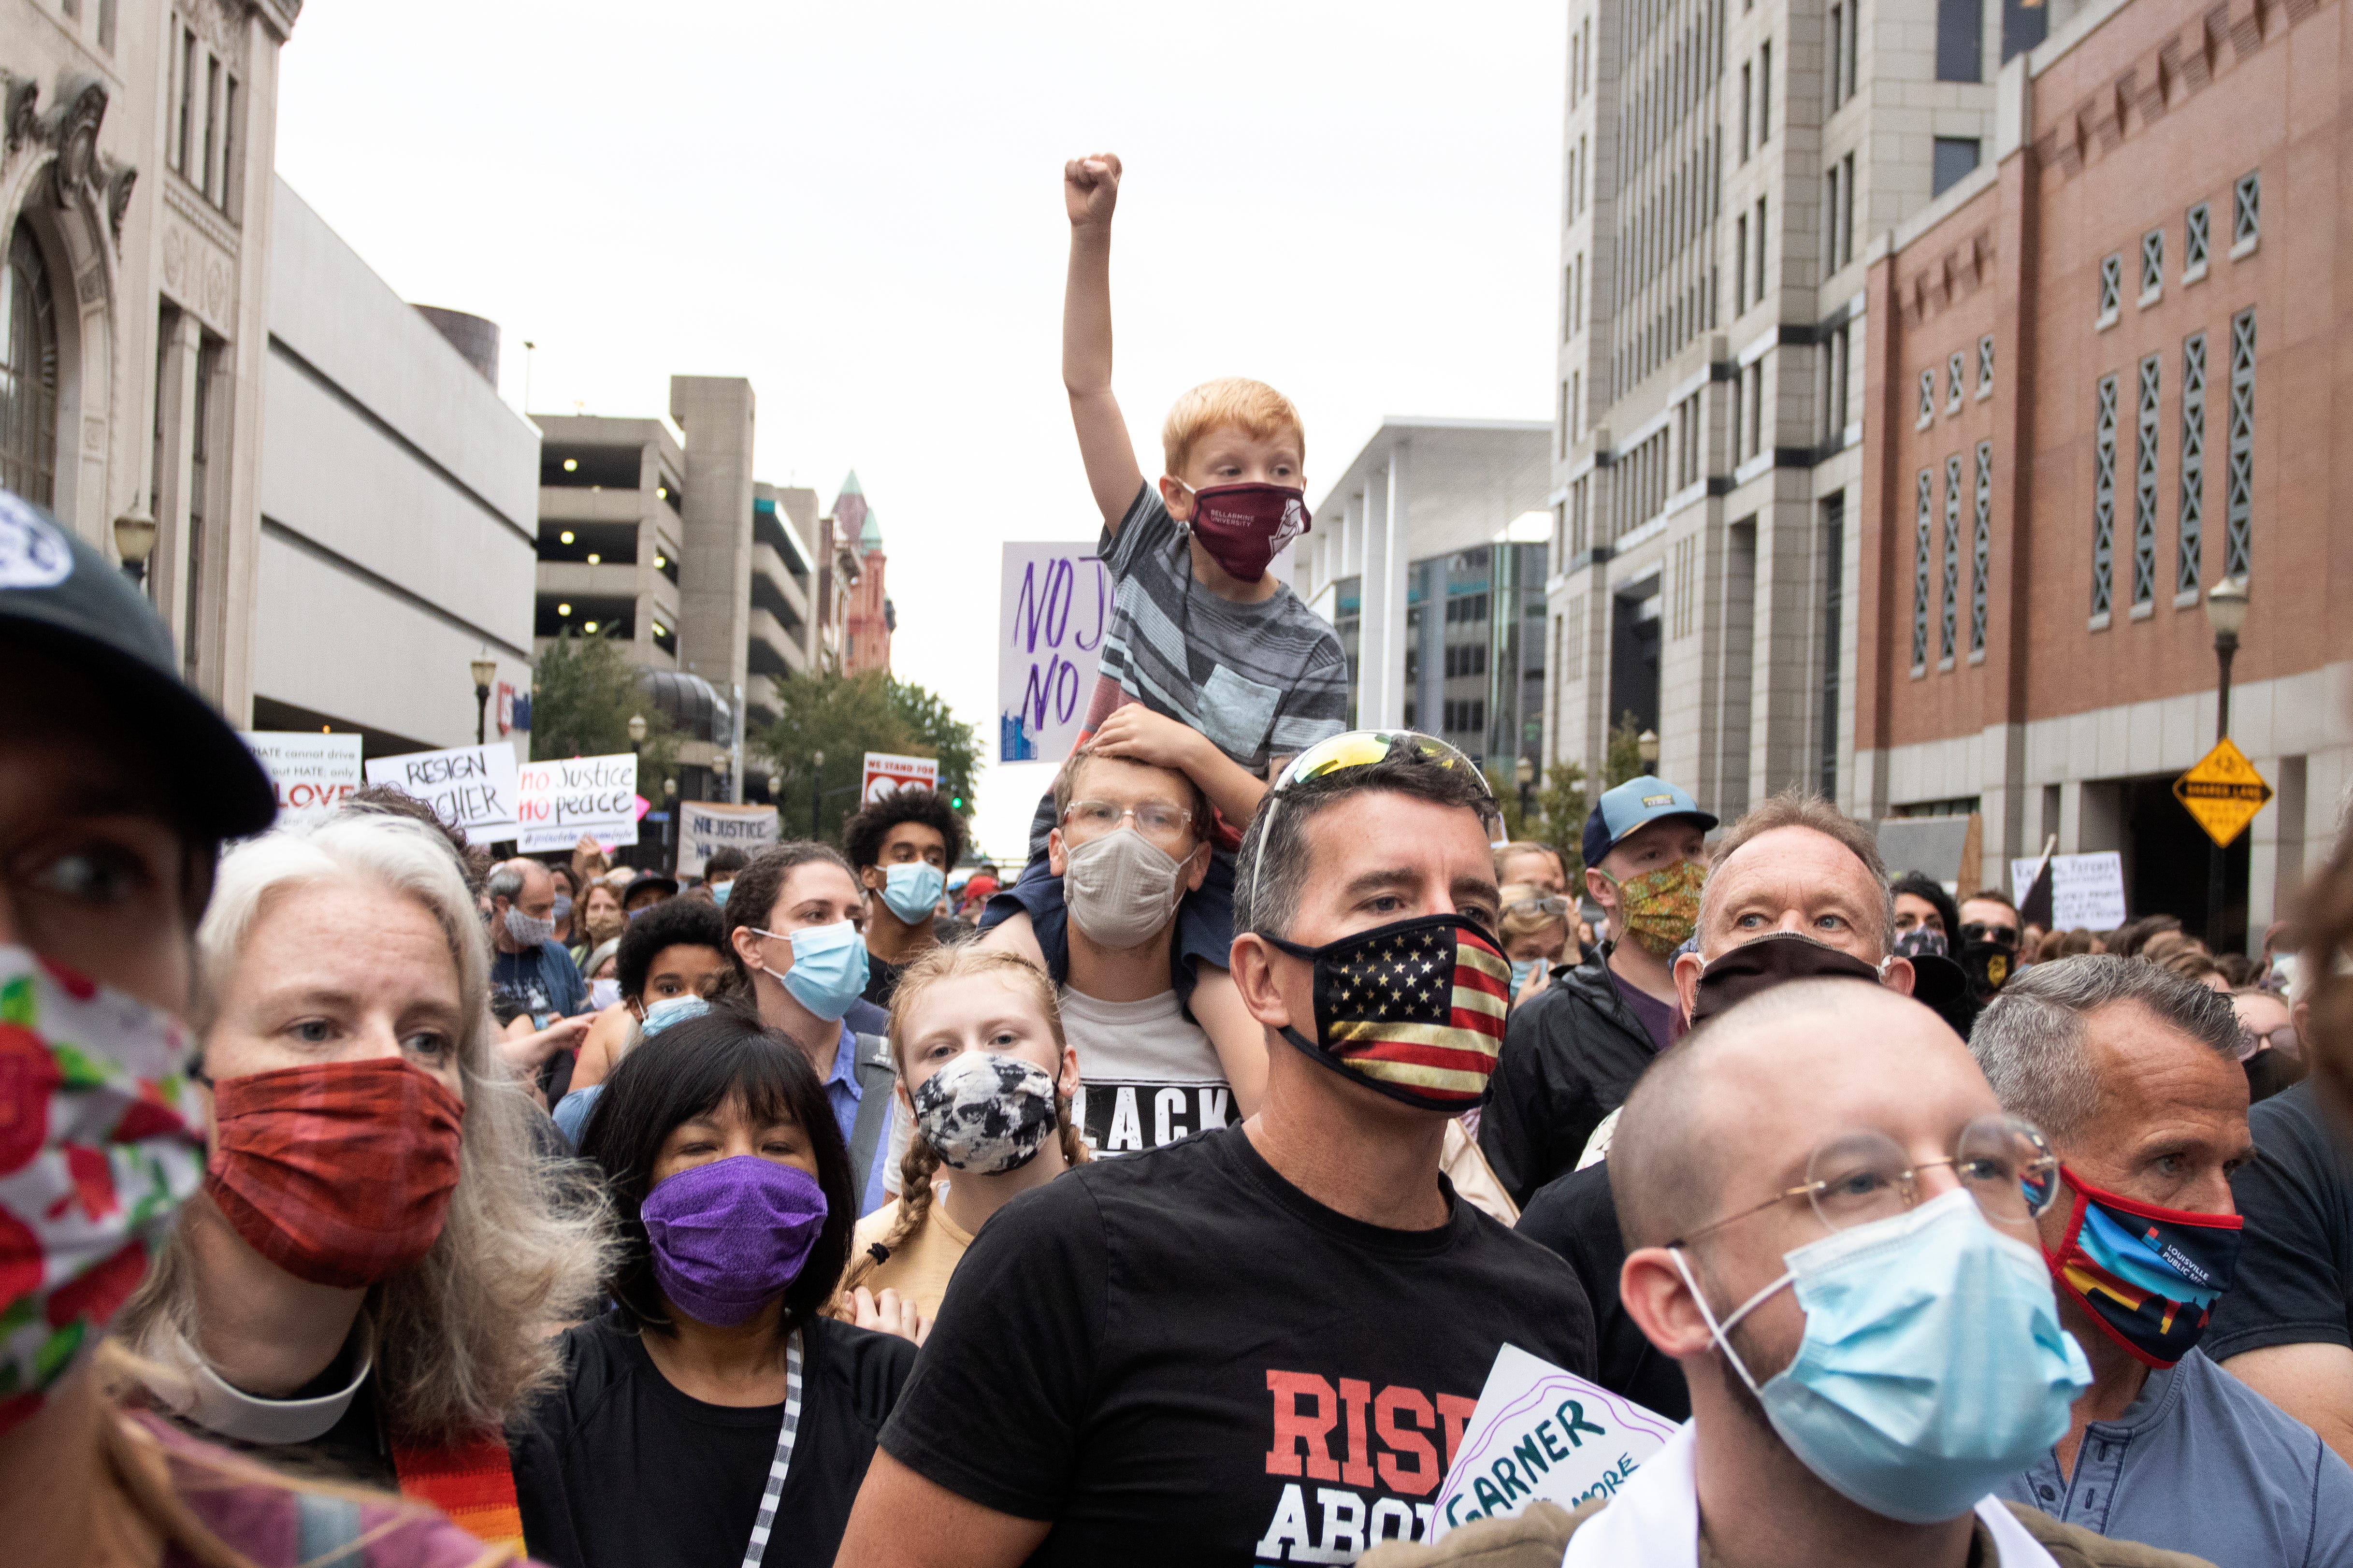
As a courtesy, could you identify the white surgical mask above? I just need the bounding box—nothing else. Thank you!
[1064,830,1187,950]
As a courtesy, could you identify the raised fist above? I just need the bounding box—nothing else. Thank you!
[1063,152,1123,229]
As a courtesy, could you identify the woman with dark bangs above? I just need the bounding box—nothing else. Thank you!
[510,1008,916,1568]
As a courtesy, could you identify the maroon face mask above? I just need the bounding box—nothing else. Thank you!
[1181,482,1311,582]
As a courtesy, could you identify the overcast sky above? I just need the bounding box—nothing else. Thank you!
[275,1,1566,860]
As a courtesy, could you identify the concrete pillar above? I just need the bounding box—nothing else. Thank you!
[149,311,203,663]
[669,377,757,705]
[2247,753,2307,952]
[1359,461,1394,729]
[1377,443,1412,730]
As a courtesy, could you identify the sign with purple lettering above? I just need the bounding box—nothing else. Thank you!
[1430,1344,1677,1533]
[998,542,1111,762]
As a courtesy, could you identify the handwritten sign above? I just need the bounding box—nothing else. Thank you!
[678,800,780,879]
[516,754,639,853]
[998,542,1111,762]
[363,743,520,844]
[2009,850,2127,930]
[862,751,938,803]
[1431,1344,1678,1533]
[241,731,362,824]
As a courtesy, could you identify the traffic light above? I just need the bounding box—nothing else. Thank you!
[950,793,966,810]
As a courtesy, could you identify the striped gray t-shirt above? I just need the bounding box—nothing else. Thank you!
[1082,483,1348,779]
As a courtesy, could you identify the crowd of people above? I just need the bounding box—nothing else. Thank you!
[6,148,2353,1568]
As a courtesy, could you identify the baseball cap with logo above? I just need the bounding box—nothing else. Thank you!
[1581,773,1718,871]
[0,490,274,842]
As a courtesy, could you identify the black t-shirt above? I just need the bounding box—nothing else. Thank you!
[512,1311,915,1568]
[879,1124,1597,1565]
[2204,1080,2353,1361]
[1514,1161,1690,1422]
[863,955,909,1009]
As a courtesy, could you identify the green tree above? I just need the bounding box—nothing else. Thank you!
[1485,760,1591,883]
[1604,711,1649,788]
[530,632,677,777]
[754,669,979,843]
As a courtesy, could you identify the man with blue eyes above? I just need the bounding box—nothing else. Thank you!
[1974,957,2353,1568]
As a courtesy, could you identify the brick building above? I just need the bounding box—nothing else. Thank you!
[1856,0,2347,948]
[830,469,894,674]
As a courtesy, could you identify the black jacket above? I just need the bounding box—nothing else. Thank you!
[1516,1161,1689,1421]
[1478,945,1661,1207]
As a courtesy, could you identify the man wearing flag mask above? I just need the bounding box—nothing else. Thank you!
[1974,957,2353,1568]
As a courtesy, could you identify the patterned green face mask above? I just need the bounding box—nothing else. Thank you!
[0,947,203,1436]
[1601,859,1707,957]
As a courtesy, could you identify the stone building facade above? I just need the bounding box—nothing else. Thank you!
[1856,0,2349,947]
[831,470,893,674]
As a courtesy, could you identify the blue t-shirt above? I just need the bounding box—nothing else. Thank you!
[1996,1345,2353,1567]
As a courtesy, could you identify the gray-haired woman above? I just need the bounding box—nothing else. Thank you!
[120,810,613,1506]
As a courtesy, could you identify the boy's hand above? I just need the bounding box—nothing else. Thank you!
[1090,704,1205,774]
[1064,153,1122,230]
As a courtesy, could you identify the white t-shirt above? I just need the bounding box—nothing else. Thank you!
[1057,987,1239,1156]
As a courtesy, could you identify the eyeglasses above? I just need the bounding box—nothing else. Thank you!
[1960,921,2021,950]
[1062,799,1196,841]
[1669,1114,2059,1246]
[1505,895,1573,918]
[2237,1023,2298,1062]
[1250,731,1497,906]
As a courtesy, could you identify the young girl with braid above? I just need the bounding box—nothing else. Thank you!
[836,946,1090,1327]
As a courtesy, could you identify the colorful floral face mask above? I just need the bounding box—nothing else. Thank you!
[1601,859,1706,957]
[0,946,203,1436]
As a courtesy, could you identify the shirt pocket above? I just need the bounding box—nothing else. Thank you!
[1198,664,1282,762]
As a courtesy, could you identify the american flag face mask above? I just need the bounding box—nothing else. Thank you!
[1266,913,1512,1112]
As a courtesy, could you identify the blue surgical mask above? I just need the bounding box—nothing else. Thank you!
[754,921,870,1022]
[1675,1186,2090,1525]
[881,863,946,925]
[640,994,709,1039]
[1510,958,1538,993]
[710,880,733,909]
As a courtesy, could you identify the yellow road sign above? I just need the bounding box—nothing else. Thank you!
[2173,738,2275,847]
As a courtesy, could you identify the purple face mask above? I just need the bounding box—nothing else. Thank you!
[638,1155,829,1327]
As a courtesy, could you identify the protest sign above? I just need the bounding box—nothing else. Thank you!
[242,731,362,824]
[678,800,779,878]
[862,751,939,803]
[998,542,1111,762]
[516,753,639,853]
[363,743,520,843]
[2009,850,2127,930]
[1430,1344,1678,1534]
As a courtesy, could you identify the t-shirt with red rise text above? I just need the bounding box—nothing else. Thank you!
[876,1123,1597,1565]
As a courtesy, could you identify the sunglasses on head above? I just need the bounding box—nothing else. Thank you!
[1250,730,1496,906]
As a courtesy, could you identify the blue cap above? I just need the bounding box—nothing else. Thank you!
[1582,775,1718,870]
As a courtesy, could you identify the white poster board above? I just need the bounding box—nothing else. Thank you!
[363,743,520,843]
[678,800,780,879]
[862,751,939,803]
[1430,1344,1678,1536]
[2010,850,2128,930]
[241,731,362,824]
[998,542,1112,762]
[516,754,639,854]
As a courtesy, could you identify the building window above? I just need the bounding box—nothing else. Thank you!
[2138,228,2164,304]
[1754,197,1768,302]
[1970,443,1992,654]
[1936,0,1983,81]
[2184,201,2210,281]
[1932,137,1980,197]
[1734,214,1748,313]
[2232,171,2260,256]
[1947,351,1965,415]
[1841,152,1857,266]
[1940,455,1962,662]
[0,224,58,508]
[2091,375,2118,619]
[2179,331,2206,596]
[1730,372,1746,462]
[171,25,195,176]
[1672,534,1699,638]
[2225,308,2255,577]
[1822,325,1851,443]
[1912,470,1933,671]
[1740,62,1753,162]
[1747,360,1765,458]
[202,53,220,201]
[2095,254,2121,327]
[1564,599,1586,681]
[1820,494,1846,798]
[1977,334,1995,397]
[2133,355,2160,608]
[1761,40,1772,145]
[1917,369,1935,429]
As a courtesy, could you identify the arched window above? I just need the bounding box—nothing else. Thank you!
[0,222,58,506]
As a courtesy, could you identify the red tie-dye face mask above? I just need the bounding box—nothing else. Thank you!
[1178,481,1311,583]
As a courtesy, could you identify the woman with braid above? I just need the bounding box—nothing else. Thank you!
[837,947,1090,1327]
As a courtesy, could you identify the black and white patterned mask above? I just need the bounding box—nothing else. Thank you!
[911,1053,1060,1174]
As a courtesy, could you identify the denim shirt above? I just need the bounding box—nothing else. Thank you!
[1996,1345,2353,1568]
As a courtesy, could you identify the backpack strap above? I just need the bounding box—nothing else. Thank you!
[847,1033,898,1195]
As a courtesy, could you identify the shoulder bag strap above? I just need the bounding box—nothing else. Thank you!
[846,1034,896,1191]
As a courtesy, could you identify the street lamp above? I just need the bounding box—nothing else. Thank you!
[664,776,678,873]
[1637,729,1660,769]
[113,506,157,591]
[627,713,648,748]
[810,749,825,838]
[470,657,497,746]
[2203,577,2251,946]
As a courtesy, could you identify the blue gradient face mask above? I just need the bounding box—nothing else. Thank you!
[881,863,946,925]
[709,880,733,910]
[1675,1187,2091,1524]
[1510,958,1539,993]
[754,921,870,1022]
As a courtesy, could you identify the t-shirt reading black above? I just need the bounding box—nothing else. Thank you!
[2204,1080,2353,1362]
[879,1124,1597,1565]
[511,1310,915,1568]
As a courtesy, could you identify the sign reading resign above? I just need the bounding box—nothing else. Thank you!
[2009,850,2128,931]
[1430,1344,1678,1533]
[241,731,362,823]
[363,743,520,844]
[677,800,780,879]
[861,751,939,803]
[998,542,1112,762]
[516,754,639,853]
